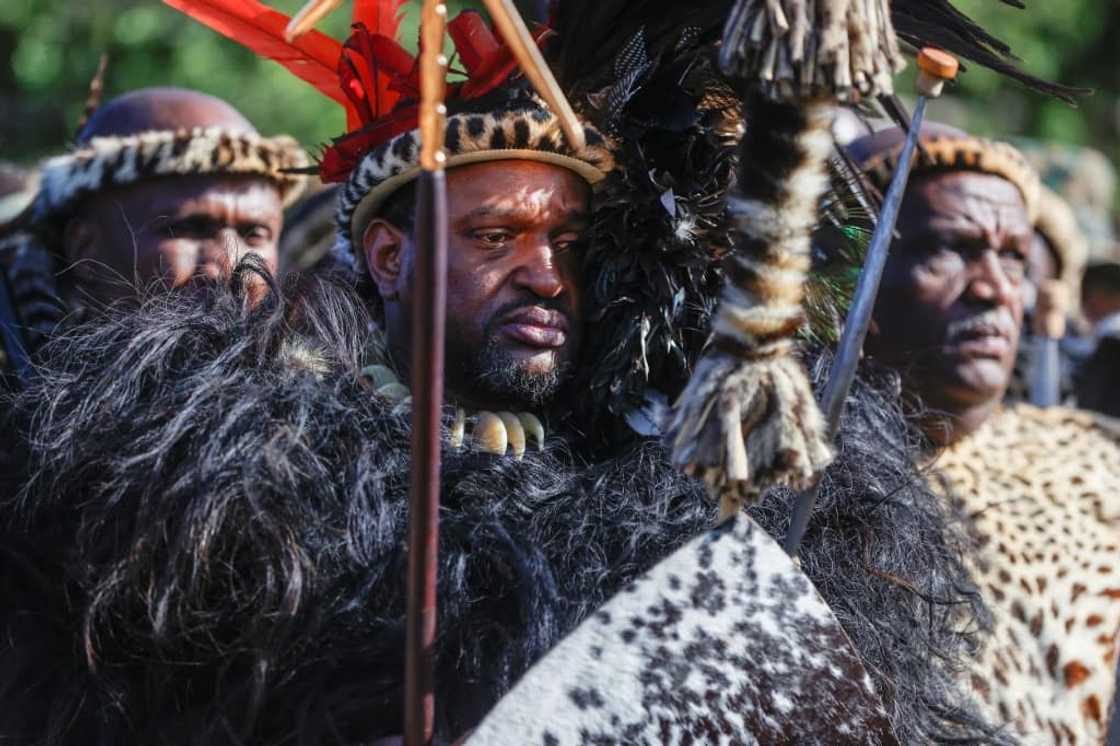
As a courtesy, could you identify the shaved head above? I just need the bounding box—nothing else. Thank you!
[77,87,256,141]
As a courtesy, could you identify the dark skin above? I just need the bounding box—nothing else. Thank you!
[61,88,283,306]
[364,159,590,411]
[866,171,1032,446]
[1027,231,1059,289]
[65,176,282,303]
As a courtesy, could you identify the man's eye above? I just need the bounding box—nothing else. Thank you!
[923,246,964,271]
[164,218,213,238]
[241,225,273,246]
[473,230,512,247]
[999,248,1026,279]
[553,235,587,253]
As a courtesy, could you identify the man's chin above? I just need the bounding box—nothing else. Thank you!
[943,359,1011,404]
[506,346,566,376]
[463,341,573,410]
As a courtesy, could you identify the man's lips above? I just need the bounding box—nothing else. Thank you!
[951,335,1011,358]
[946,324,1012,358]
[499,307,569,349]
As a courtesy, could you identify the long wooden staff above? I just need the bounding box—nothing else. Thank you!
[405,1,448,743]
[477,0,584,150]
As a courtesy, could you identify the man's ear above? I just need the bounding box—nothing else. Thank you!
[363,218,406,300]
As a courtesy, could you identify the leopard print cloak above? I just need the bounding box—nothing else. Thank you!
[935,403,1120,744]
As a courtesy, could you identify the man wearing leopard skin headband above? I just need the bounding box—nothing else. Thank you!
[852,122,1120,744]
[0,86,308,362]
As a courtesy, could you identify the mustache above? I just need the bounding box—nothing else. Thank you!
[944,308,1016,343]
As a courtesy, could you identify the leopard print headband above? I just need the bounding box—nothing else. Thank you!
[858,134,1041,222]
[332,99,615,273]
[1034,185,1088,289]
[32,126,310,224]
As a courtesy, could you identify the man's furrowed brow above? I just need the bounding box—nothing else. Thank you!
[462,205,522,221]
[561,207,590,224]
[460,205,590,225]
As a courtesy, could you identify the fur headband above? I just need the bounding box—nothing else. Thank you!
[333,98,615,273]
[858,134,1041,222]
[32,127,310,224]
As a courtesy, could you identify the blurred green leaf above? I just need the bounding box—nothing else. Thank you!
[0,0,1115,206]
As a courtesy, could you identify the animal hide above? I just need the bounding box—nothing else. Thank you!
[0,261,1003,744]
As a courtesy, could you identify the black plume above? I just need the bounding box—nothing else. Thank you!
[891,0,1090,103]
[549,0,733,97]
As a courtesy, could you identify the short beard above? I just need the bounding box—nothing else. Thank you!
[467,335,568,409]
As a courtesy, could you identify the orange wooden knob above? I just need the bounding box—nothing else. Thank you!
[917,48,959,81]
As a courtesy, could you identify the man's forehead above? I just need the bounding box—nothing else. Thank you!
[92,174,282,216]
[916,171,1028,213]
[468,186,586,217]
[447,161,590,213]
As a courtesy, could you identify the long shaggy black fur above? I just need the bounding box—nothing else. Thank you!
[747,352,1012,744]
[2,261,1002,744]
[0,261,713,745]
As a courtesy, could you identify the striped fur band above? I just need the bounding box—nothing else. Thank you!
[333,97,615,273]
[665,98,835,508]
[859,134,1041,222]
[0,230,65,355]
[32,127,310,223]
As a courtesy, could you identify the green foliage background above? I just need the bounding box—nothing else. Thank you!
[935,0,1118,170]
[0,0,487,162]
[1,0,1116,176]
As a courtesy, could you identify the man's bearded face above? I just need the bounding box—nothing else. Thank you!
[867,170,1031,411]
[376,160,590,410]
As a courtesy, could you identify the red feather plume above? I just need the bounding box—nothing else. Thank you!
[167,0,556,183]
[162,0,355,122]
[352,0,406,40]
[349,0,409,128]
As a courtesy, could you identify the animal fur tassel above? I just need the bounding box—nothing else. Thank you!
[719,0,904,102]
[665,98,836,515]
[667,1,904,513]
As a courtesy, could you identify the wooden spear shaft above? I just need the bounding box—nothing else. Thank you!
[405,1,448,744]
[479,0,585,150]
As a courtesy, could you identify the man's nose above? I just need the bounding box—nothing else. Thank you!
[197,229,244,280]
[966,250,1016,307]
[512,238,565,299]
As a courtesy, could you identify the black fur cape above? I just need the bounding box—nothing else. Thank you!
[1,263,1003,744]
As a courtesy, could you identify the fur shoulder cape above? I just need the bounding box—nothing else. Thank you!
[1,262,1002,744]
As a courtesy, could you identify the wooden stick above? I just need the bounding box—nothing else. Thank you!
[418,0,449,172]
[405,3,448,745]
[283,0,341,41]
[479,0,585,150]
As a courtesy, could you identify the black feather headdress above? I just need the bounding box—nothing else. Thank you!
[545,0,1081,446]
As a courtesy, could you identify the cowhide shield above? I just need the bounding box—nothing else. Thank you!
[465,514,898,745]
